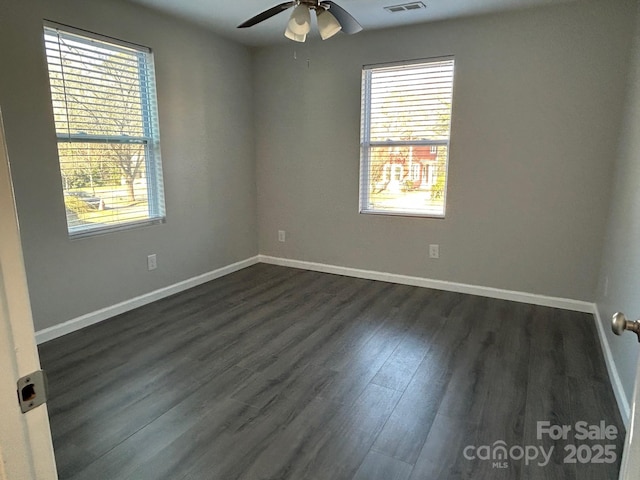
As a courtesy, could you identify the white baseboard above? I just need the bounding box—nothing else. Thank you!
[35,255,260,344]
[36,254,593,345]
[592,306,631,428]
[258,255,593,313]
[36,253,629,426]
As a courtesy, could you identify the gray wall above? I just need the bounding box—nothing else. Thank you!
[254,0,635,301]
[0,0,258,331]
[595,3,640,405]
[2,0,638,411]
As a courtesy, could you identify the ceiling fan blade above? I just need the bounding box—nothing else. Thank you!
[322,1,363,34]
[238,2,297,28]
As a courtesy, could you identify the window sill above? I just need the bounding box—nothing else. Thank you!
[68,217,166,240]
[359,209,446,219]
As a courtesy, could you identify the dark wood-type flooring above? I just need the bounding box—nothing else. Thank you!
[39,264,626,479]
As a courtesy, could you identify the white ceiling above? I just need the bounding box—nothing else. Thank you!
[126,0,575,46]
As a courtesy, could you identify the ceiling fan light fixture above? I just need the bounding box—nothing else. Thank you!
[284,26,307,42]
[238,1,361,42]
[316,9,342,40]
[287,4,311,35]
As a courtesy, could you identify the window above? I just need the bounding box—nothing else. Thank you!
[44,23,165,237]
[359,57,455,217]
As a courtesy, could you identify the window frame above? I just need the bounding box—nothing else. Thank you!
[43,21,166,238]
[359,56,455,219]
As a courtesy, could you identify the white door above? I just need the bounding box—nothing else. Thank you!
[619,350,640,479]
[0,109,58,479]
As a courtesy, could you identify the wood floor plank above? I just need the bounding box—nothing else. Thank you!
[369,288,446,392]
[371,294,488,464]
[40,264,298,376]
[352,451,413,480]
[216,383,401,480]
[230,396,343,480]
[230,360,338,410]
[277,383,402,480]
[370,347,454,465]
[521,333,576,480]
[236,274,369,373]
[565,377,625,479]
[407,413,485,480]
[68,366,258,480]
[38,264,625,480]
[179,373,349,479]
[43,269,306,397]
[562,310,610,383]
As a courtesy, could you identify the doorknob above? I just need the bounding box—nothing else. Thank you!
[611,312,640,342]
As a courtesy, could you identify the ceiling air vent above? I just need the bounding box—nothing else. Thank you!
[384,2,426,13]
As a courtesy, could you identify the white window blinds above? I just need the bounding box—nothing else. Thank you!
[44,24,165,236]
[360,58,455,217]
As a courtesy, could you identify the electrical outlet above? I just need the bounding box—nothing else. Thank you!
[147,254,157,271]
[429,244,439,259]
[278,230,286,242]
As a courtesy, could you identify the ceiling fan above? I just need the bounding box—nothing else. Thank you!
[238,1,363,42]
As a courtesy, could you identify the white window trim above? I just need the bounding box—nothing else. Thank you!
[43,21,166,238]
[359,56,455,219]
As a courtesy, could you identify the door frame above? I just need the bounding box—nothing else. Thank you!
[619,354,640,479]
[0,107,57,479]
